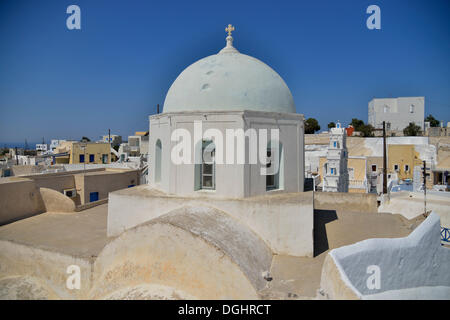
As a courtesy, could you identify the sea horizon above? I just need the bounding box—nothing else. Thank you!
[0,142,42,149]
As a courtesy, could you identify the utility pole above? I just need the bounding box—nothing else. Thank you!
[84,144,86,173]
[15,146,18,165]
[157,104,160,114]
[383,121,387,194]
[423,160,429,216]
[108,128,111,145]
[80,143,86,174]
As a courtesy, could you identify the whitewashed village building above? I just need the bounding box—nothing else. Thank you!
[101,134,122,147]
[322,122,349,192]
[35,143,48,153]
[368,96,425,132]
[50,139,66,152]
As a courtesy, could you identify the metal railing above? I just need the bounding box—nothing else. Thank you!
[349,179,366,186]
[441,227,450,244]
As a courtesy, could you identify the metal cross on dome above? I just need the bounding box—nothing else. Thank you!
[225,24,235,36]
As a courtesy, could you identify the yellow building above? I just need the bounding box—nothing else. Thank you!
[134,131,149,136]
[54,141,111,165]
[347,157,367,193]
[387,145,422,180]
[318,156,368,193]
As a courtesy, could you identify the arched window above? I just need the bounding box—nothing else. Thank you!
[155,139,162,183]
[410,104,414,113]
[266,141,284,191]
[384,105,389,113]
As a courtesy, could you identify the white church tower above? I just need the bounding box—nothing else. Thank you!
[323,122,349,192]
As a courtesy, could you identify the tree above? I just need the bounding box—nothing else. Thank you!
[359,124,375,137]
[305,118,321,134]
[403,122,422,136]
[350,118,365,131]
[349,118,374,137]
[327,122,336,129]
[425,114,440,127]
[80,136,91,142]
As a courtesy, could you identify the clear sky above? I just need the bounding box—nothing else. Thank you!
[0,0,449,143]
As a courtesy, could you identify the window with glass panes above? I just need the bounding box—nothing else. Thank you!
[201,140,215,190]
[266,148,276,190]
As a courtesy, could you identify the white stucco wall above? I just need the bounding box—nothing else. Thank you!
[320,212,450,300]
[362,137,437,166]
[108,185,314,257]
[368,97,425,131]
[148,110,305,198]
[162,50,295,114]
[305,144,327,174]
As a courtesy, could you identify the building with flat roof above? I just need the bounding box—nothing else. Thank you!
[101,134,122,147]
[368,97,425,132]
[50,139,66,152]
[35,144,48,152]
[118,131,149,160]
[0,167,140,223]
[53,141,111,165]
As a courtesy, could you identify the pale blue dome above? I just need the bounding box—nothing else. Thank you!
[163,39,296,114]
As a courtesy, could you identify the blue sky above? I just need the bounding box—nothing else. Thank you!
[0,0,449,143]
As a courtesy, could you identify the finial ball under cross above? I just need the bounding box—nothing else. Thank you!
[225,24,235,37]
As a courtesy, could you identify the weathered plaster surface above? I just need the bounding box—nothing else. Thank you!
[0,179,45,225]
[107,185,314,257]
[39,187,76,213]
[320,212,450,299]
[0,240,93,299]
[93,206,272,299]
[163,52,295,114]
[314,191,377,213]
[379,191,450,227]
[0,205,272,299]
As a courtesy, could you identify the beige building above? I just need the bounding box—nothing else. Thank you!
[0,167,140,225]
[366,156,383,175]
[347,157,368,193]
[54,141,111,165]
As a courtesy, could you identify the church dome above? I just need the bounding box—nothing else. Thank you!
[162,26,296,114]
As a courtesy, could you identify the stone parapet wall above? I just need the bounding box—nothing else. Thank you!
[314,191,378,213]
[319,213,450,299]
[108,186,314,257]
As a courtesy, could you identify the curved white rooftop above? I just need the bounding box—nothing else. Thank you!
[163,27,296,114]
